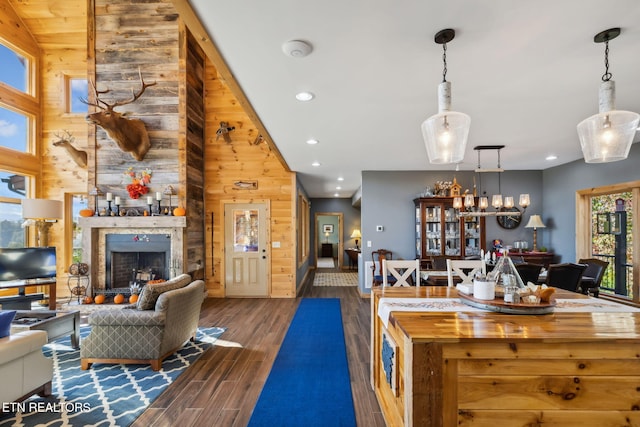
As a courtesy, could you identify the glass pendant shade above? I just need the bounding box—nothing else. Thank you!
[577,110,639,163]
[422,111,470,164]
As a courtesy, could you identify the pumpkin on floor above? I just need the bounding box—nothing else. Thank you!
[83,296,93,304]
[94,294,105,304]
[114,293,125,304]
[129,294,139,304]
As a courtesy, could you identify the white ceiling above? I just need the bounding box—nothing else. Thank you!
[189,0,640,198]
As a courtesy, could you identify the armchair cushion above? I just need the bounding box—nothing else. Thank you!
[136,273,192,310]
[0,310,16,338]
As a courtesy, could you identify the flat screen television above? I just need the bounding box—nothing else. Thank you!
[0,247,57,282]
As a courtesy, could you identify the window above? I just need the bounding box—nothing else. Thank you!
[65,193,88,267]
[0,171,31,248]
[0,42,29,94]
[66,76,88,114]
[0,105,30,152]
[577,181,639,303]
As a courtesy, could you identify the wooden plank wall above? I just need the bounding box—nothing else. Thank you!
[204,61,297,298]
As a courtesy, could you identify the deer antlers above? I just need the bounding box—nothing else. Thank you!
[81,68,157,111]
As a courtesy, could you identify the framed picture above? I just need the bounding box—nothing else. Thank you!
[323,224,334,233]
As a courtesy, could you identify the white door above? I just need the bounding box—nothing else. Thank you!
[224,203,268,297]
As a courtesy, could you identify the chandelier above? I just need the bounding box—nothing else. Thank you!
[422,28,470,164]
[454,145,530,217]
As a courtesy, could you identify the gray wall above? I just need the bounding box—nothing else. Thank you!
[360,170,543,294]
[542,142,640,263]
[310,198,361,267]
[295,178,310,291]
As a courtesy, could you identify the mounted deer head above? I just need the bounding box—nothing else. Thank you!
[52,130,87,168]
[82,69,157,161]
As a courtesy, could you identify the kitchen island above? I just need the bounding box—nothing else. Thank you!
[371,286,640,426]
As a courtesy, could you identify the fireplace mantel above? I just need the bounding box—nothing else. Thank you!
[79,216,187,294]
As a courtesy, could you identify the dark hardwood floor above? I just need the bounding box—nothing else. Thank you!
[132,269,386,427]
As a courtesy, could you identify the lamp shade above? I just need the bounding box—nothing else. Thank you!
[577,110,639,163]
[22,199,63,220]
[525,215,546,229]
[422,111,470,164]
[350,229,361,239]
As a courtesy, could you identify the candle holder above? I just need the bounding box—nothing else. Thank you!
[89,186,102,216]
[107,200,112,215]
[114,202,120,216]
[147,202,153,216]
[163,185,176,216]
[157,200,161,215]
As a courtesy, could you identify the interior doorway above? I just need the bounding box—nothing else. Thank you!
[315,212,343,269]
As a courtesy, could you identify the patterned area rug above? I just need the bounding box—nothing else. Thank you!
[313,272,358,287]
[0,326,225,427]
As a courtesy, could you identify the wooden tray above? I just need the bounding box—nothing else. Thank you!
[459,292,556,314]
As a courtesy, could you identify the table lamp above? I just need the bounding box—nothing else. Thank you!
[524,215,546,252]
[22,198,63,247]
[350,229,361,250]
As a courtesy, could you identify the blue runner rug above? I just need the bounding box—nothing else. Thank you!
[0,325,225,427]
[248,298,356,426]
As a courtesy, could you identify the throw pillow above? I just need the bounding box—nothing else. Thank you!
[0,310,17,338]
[136,279,186,310]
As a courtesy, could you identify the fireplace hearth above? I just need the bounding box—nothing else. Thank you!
[79,216,187,296]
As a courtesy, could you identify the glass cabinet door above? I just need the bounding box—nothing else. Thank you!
[425,205,441,255]
[444,206,460,256]
[463,217,482,256]
[415,205,422,258]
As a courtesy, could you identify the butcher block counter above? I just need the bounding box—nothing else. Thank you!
[370,286,640,426]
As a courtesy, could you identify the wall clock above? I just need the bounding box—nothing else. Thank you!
[496,207,522,229]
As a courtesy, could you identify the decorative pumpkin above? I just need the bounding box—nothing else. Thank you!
[83,296,93,304]
[129,294,139,304]
[94,294,105,304]
[173,206,186,216]
[79,208,94,217]
[113,293,125,304]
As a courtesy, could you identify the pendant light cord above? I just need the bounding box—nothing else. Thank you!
[601,40,612,82]
[441,42,448,83]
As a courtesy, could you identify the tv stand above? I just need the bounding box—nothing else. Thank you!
[0,278,57,310]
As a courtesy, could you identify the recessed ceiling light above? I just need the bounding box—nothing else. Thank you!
[296,92,315,101]
[336,186,342,190]
[546,155,558,161]
[337,177,344,181]
[306,139,319,145]
[312,161,321,167]
[334,193,339,197]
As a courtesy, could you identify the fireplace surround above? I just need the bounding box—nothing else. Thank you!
[79,216,186,296]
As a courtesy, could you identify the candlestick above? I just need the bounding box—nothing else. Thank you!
[156,191,162,201]
[107,200,112,215]
[106,192,113,201]
[157,200,161,215]
[114,196,121,206]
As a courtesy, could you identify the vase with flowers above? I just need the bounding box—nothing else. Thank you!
[124,167,152,199]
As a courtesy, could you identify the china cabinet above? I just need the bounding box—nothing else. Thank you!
[414,197,486,261]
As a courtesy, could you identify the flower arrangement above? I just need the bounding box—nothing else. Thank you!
[124,167,152,199]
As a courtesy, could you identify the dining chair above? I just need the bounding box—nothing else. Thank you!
[371,249,394,287]
[514,262,544,286]
[446,259,486,288]
[382,259,420,287]
[577,258,609,297]
[545,263,587,293]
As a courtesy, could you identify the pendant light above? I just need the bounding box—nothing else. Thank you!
[577,28,639,163]
[422,29,470,164]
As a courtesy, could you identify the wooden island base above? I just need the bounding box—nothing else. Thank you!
[371,287,640,426]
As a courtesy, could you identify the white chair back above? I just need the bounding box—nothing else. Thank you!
[382,259,420,287]
[446,259,486,287]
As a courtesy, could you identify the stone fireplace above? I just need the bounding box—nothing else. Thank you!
[79,216,187,296]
